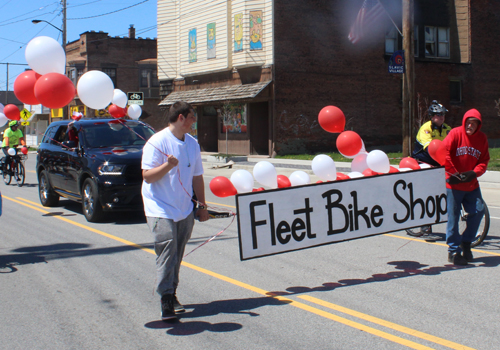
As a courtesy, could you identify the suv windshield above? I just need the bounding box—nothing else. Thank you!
[81,122,155,148]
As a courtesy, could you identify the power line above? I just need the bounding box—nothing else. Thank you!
[68,0,150,20]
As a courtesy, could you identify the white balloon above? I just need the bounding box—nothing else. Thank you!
[230,169,254,193]
[253,161,277,188]
[351,152,369,173]
[398,167,413,172]
[0,103,4,113]
[127,104,142,120]
[7,148,16,156]
[419,163,432,169]
[366,150,390,173]
[25,36,66,75]
[289,171,310,186]
[0,113,8,127]
[112,89,128,108]
[311,154,336,181]
[77,70,114,109]
[347,171,364,178]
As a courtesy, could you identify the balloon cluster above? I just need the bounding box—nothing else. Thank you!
[6,36,143,125]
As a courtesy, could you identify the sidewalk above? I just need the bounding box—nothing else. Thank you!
[201,154,500,185]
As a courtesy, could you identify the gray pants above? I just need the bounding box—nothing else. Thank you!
[146,213,194,296]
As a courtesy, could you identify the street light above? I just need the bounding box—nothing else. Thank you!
[31,19,63,33]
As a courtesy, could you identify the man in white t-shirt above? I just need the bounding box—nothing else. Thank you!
[142,101,209,321]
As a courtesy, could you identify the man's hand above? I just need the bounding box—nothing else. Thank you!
[166,154,179,167]
[460,170,477,183]
[196,208,209,222]
[447,173,462,185]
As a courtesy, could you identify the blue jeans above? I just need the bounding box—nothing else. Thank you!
[446,187,485,254]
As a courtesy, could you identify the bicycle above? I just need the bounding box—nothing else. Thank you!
[405,198,490,248]
[0,148,26,187]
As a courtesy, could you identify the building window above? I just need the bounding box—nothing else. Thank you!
[414,25,419,57]
[103,68,117,86]
[139,66,159,98]
[68,67,85,85]
[425,26,449,58]
[450,80,462,103]
[385,27,398,54]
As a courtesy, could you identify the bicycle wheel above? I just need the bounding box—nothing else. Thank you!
[460,201,490,248]
[3,162,11,185]
[14,161,25,187]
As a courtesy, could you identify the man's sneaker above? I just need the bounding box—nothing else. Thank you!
[448,252,468,266]
[173,294,185,313]
[161,294,177,321]
[461,242,474,262]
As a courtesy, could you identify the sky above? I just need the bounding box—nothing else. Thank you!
[0,0,157,94]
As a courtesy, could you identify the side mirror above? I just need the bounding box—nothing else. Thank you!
[62,140,76,148]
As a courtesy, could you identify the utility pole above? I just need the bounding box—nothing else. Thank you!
[402,0,415,156]
[62,0,67,119]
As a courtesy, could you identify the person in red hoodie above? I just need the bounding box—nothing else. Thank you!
[443,109,490,265]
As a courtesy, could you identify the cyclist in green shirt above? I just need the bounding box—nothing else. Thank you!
[2,120,26,170]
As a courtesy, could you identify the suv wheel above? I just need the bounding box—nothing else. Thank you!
[39,170,59,207]
[82,178,103,222]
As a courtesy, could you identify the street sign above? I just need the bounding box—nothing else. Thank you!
[21,121,30,126]
[388,50,405,74]
[127,92,144,105]
[20,108,31,121]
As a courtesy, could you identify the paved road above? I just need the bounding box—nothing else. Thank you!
[1,155,499,349]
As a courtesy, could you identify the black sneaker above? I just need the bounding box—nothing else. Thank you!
[173,294,185,313]
[461,242,474,262]
[161,294,177,321]
[448,252,468,266]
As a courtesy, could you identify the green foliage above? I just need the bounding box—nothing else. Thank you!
[275,148,500,171]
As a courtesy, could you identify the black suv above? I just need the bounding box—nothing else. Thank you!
[36,119,155,222]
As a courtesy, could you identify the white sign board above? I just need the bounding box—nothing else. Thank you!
[236,168,447,260]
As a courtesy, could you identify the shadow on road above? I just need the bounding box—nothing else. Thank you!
[144,295,291,335]
[0,242,153,273]
[266,256,500,297]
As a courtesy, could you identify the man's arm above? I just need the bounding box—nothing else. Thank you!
[193,174,209,222]
[142,155,178,184]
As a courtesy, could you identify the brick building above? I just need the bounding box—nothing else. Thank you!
[65,25,164,130]
[157,0,500,156]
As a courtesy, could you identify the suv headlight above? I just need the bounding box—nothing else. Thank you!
[98,163,125,175]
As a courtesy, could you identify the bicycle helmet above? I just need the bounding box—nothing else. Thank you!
[428,100,448,116]
[8,120,19,127]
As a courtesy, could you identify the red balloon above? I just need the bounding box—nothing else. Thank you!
[362,168,379,177]
[13,70,41,105]
[399,157,420,170]
[336,172,350,181]
[34,73,76,109]
[318,106,345,133]
[277,175,291,188]
[210,176,237,197]
[336,131,363,157]
[108,104,127,118]
[428,139,446,166]
[4,104,20,120]
[21,146,28,155]
[389,166,399,173]
[252,187,265,192]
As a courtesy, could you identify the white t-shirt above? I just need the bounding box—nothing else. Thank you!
[141,128,203,221]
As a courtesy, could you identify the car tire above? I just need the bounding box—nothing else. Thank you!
[82,178,103,222]
[39,170,59,207]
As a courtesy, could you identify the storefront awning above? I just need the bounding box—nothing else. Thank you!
[158,81,271,106]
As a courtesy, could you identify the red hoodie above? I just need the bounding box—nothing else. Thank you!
[442,108,490,191]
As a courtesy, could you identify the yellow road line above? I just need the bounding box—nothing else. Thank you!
[299,295,475,350]
[206,200,236,208]
[4,195,475,349]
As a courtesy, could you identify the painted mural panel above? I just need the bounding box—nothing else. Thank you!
[221,104,247,133]
[234,13,243,52]
[249,10,263,50]
[207,23,216,59]
[189,28,197,63]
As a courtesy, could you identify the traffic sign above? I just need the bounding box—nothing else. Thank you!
[127,92,144,105]
[20,108,31,121]
[21,121,30,126]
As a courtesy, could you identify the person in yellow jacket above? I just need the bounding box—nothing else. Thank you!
[408,100,451,238]
[412,100,451,167]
